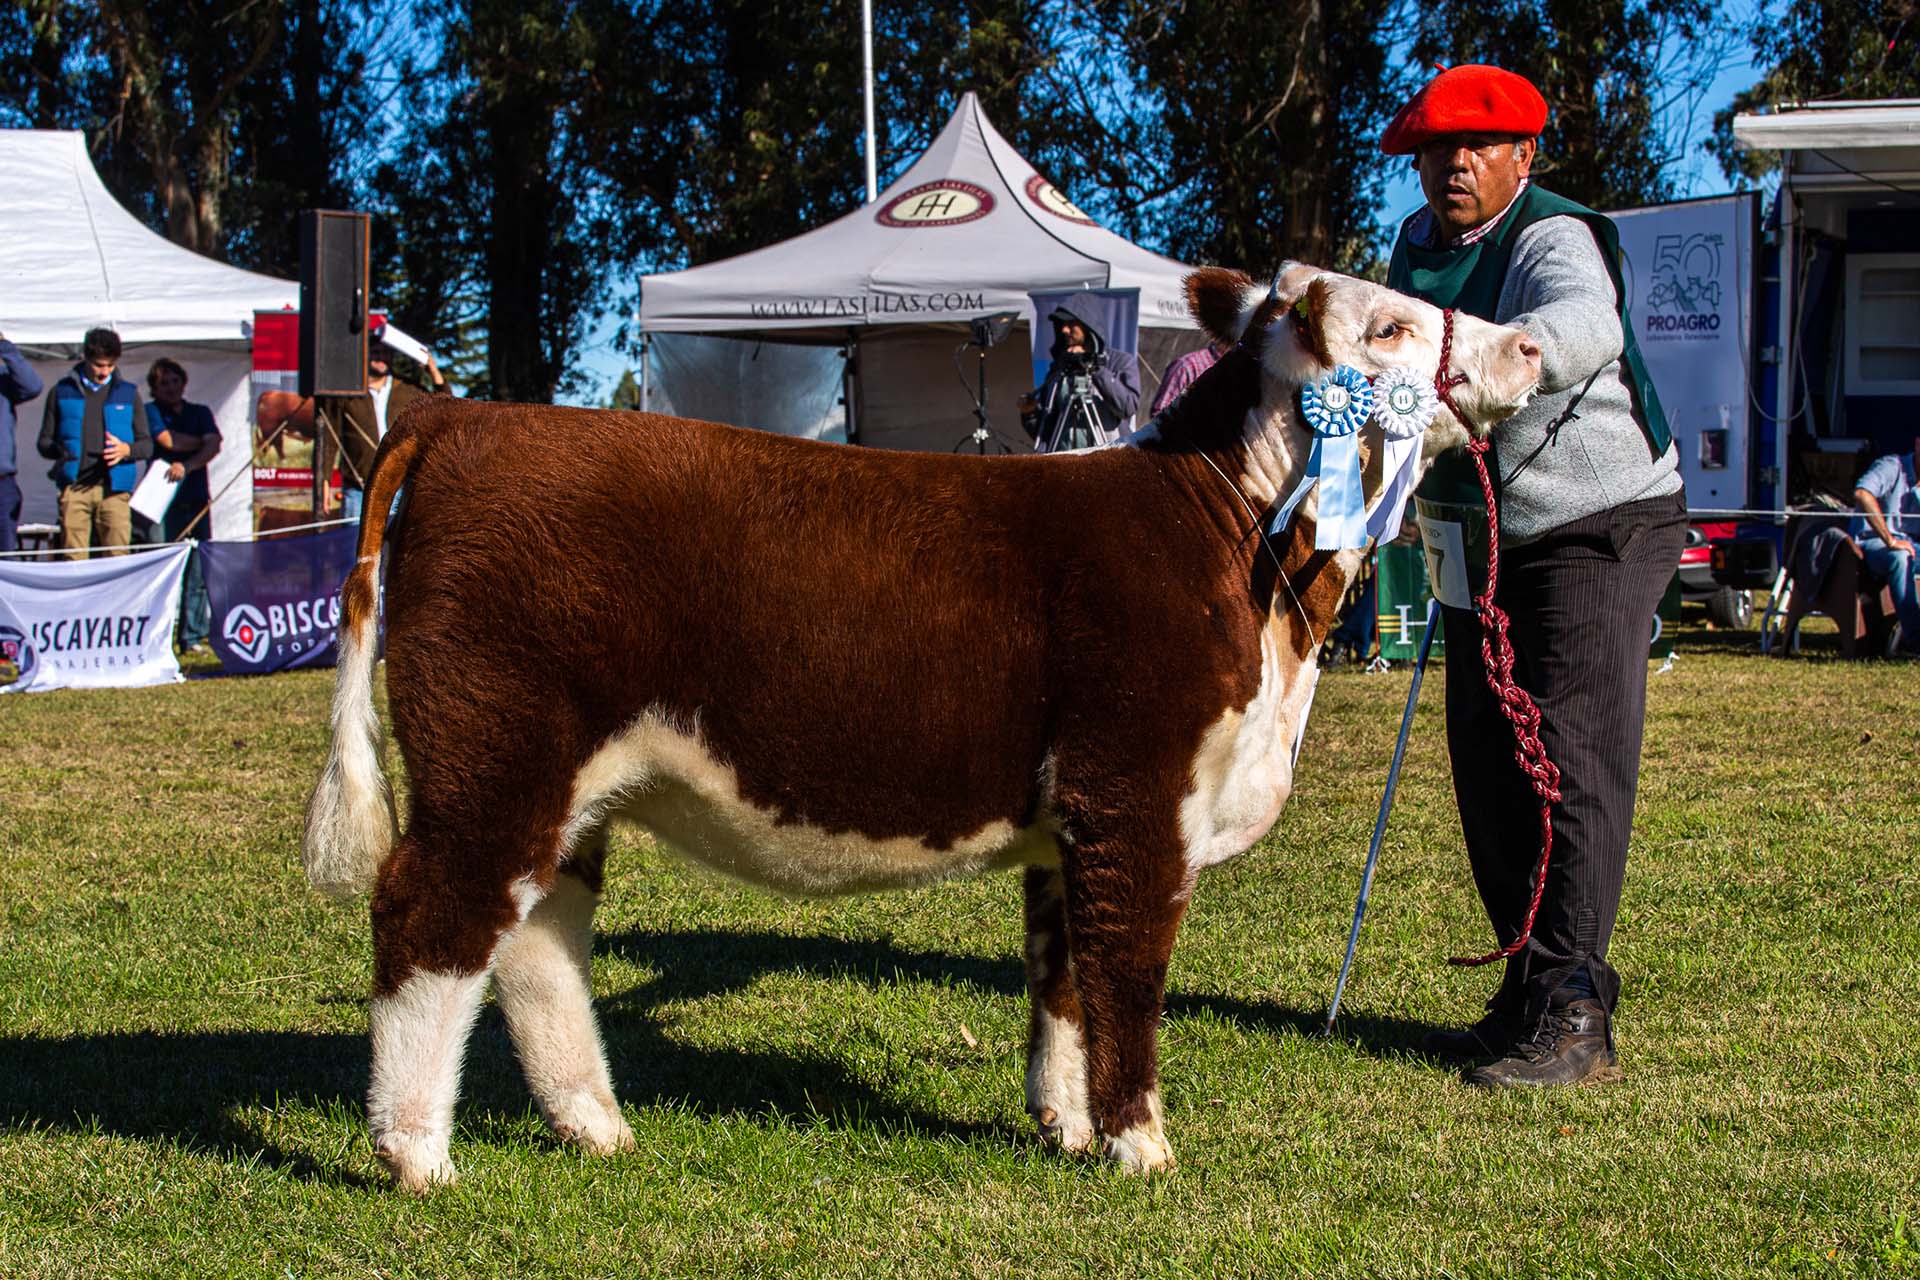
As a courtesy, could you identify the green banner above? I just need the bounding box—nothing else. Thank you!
[1375,543,1444,661]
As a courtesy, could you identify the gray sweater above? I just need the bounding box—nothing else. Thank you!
[1491,216,1683,543]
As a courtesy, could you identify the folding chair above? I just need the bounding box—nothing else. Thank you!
[1761,501,1899,657]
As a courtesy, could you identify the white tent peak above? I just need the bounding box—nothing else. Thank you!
[639,92,1199,335]
[0,129,296,348]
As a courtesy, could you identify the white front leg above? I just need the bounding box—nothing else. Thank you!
[367,968,490,1193]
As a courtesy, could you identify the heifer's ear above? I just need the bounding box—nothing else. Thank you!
[1269,260,1326,307]
[1184,267,1259,347]
[1289,276,1337,368]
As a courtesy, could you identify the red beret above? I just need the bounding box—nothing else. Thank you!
[1379,65,1548,155]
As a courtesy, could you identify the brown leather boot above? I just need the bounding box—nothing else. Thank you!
[1464,998,1623,1089]
[1418,1007,1524,1062]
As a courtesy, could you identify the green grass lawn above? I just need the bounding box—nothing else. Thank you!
[2,620,1916,1277]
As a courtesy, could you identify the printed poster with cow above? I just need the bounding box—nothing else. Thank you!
[251,309,315,531]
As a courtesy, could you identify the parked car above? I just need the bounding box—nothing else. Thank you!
[1677,520,1779,627]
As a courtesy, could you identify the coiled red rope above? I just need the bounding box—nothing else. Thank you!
[1433,309,1561,968]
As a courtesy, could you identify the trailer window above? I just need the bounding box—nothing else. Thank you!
[1846,254,1920,393]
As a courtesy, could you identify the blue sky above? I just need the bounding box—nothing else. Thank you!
[565,27,1767,406]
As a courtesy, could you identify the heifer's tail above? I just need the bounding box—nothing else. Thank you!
[300,424,425,900]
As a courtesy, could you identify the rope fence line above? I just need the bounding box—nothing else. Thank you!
[1684,507,1860,520]
[0,516,355,559]
[2,509,1869,562]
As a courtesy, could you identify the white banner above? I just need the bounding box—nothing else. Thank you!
[0,545,190,693]
[1611,194,1759,512]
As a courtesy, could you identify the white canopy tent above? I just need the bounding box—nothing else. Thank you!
[637,93,1205,453]
[1,129,298,540]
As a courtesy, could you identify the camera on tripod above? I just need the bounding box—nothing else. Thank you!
[1059,351,1096,400]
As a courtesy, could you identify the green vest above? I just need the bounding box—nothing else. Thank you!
[1389,184,1672,511]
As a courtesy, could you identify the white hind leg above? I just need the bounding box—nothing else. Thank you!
[492,861,633,1155]
[1023,867,1094,1153]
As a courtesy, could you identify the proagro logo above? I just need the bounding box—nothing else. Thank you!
[0,624,36,684]
[1642,232,1725,338]
[222,595,342,667]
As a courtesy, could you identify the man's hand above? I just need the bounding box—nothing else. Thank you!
[102,438,130,465]
[1018,392,1038,413]
[427,354,446,387]
[1894,537,1915,556]
[166,461,187,482]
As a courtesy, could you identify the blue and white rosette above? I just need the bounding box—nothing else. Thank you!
[1365,366,1440,541]
[1271,364,1374,550]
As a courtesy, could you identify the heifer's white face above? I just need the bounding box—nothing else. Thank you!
[1187,264,1541,505]
[1276,269,1540,443]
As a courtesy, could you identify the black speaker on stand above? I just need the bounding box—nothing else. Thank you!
[299,209,371,517]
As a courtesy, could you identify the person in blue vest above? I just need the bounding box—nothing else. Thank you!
[146,356,223,652]
[0,329,46,555]
[36,327,152,560]
[1383,66,1688,1087]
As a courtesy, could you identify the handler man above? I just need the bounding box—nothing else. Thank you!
[1383,66,1687,1087]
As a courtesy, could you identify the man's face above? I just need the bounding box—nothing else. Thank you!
[368,353,391,380]
[84,356,117,383]
[151,368,186,404]
[1414,134,1535,236]
[1056,321,1087,351]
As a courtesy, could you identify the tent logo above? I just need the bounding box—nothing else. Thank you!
[223,603,271,665]
[877,180,995,228]
[1025,175,1095,226]
[0,625,35,684]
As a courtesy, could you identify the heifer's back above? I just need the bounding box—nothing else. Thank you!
[375,399,1256,900]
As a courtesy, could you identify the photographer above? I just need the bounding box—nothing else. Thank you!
[1018,298,1140,453]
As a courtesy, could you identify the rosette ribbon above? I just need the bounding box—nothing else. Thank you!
[1271,364,1374,550]
[1363,365,1440,541]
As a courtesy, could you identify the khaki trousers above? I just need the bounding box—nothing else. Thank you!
[59,483,133,559]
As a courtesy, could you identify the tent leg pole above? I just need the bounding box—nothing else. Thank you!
[842,335,860,446]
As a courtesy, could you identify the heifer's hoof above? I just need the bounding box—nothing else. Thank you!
[547,1091,636,1155]
[1033,1105,1097,1156]
[1102,1125,1177,1174]
[374,1130,458,1194]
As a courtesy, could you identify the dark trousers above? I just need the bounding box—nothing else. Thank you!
[0,473,18,554]
[1332,569,1377,654]
[1441,491,1687,1018]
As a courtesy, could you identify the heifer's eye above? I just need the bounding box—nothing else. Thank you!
[1372,321,1402,341]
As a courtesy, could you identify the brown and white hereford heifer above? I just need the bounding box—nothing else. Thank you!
[303,265,1540,1191]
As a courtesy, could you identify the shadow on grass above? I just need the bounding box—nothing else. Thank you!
[0,926,1446,1186]
[0,1028,381,1188]
[595,926,1449,1065]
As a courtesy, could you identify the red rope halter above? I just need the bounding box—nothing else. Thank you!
[1434,309,1562,969]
